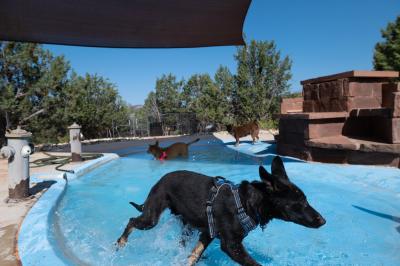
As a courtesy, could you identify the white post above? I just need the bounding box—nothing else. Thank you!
[68,122,82,162]
[0,126,33,199]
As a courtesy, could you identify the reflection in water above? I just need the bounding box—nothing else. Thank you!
[353,205,400,234]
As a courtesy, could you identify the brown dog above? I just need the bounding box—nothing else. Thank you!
[227,121,260,146]
[147,138,200,160]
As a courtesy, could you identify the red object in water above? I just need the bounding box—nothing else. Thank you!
[159,151,167,161]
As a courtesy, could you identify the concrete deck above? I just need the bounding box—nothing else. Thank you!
[0,152,106,266]
[213,129,276,143]
[306,135,400,154]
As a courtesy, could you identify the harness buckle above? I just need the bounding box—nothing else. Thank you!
[237,206,245,214]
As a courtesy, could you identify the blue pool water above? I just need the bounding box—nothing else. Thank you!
[52,140,400,265]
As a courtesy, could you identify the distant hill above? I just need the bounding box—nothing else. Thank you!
[129,104,143,111]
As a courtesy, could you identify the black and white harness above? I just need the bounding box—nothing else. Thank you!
[206,177,257,238]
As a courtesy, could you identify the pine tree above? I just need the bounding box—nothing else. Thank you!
[234,40,292,123]
[373,16,400,71]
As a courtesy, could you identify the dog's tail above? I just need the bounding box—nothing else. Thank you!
[129,201,144,212]
[187,138,200,145]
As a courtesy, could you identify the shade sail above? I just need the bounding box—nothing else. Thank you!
[0,0,251,48]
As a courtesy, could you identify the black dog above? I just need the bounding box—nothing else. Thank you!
[116,156,325,266]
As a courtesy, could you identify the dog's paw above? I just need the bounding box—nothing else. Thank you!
[115,237,127,250]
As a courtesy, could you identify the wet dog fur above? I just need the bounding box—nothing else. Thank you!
[226,121,260,146]
[147,138,200,160]
[116,156,326,266]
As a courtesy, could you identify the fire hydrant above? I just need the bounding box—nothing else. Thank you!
[68,122,82,162]
[0,126,34,200]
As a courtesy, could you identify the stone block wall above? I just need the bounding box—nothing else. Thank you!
[277,71,400,167]
[303,78,389,112]
[280,97,303,114]
[277,114,347,159]
[387,118,400,144]
[382,83,400,117]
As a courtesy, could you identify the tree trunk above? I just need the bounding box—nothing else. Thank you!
[5,111,11,130]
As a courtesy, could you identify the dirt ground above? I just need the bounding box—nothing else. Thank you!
[0,152,95,266]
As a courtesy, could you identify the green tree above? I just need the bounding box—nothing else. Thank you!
[152,74,183,134]
[27,55,71,143]
[183,74,226,130]
[234,40,292,123]
[214,66,235,125]
[63,73,129,139]
[143,91,161,122]
[154,74,182,114]
[284,91,302,98]
[0,41,71,143]
[0,41,130,143]
[182,74,208,111]
[373,16,400,71]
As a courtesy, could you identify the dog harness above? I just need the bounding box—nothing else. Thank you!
[159,151,167,160]
[206,177,257,238]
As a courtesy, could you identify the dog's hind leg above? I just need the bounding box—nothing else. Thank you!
[188,232,213,266]
[117,195,168,248]
[235,137,240,147]
[220,239,261,266]
[117,213,164,248]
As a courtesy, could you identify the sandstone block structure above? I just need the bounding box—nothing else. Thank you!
[280,97,303,114]
[277,70,400,168]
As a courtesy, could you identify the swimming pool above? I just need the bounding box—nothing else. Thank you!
[51,140,400,265]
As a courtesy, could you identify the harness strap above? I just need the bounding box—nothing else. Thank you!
[206,183,228,238]
[231,187,257,233]
[206,178,257,238]
[159,151,167,160]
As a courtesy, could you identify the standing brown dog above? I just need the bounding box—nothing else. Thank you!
[227,121,260,146]
[147,138,200,160]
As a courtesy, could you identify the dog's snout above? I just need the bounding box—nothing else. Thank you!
[315,216,326,227]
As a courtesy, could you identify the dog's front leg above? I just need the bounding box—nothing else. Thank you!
[187,232,213,266]
[180,223,194,247]
[220,239,261,266]
[116,218,135,248]
[235,138,240,147]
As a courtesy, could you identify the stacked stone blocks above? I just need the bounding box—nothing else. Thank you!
[280,97,303,114]
[277,70,400,167]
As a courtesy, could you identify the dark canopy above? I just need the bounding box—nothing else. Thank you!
[0,0,251,48]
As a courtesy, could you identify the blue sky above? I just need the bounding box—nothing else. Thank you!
[45,0,400,105]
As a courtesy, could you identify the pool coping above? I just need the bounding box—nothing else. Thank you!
[17,153,119,266]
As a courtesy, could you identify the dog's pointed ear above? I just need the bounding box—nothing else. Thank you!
[271,156,288,180]
[259,165,273,183]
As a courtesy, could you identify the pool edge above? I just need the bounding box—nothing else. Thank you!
[17,153,119,266]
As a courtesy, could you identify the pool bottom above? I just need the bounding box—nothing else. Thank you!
[51,142,400,265]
